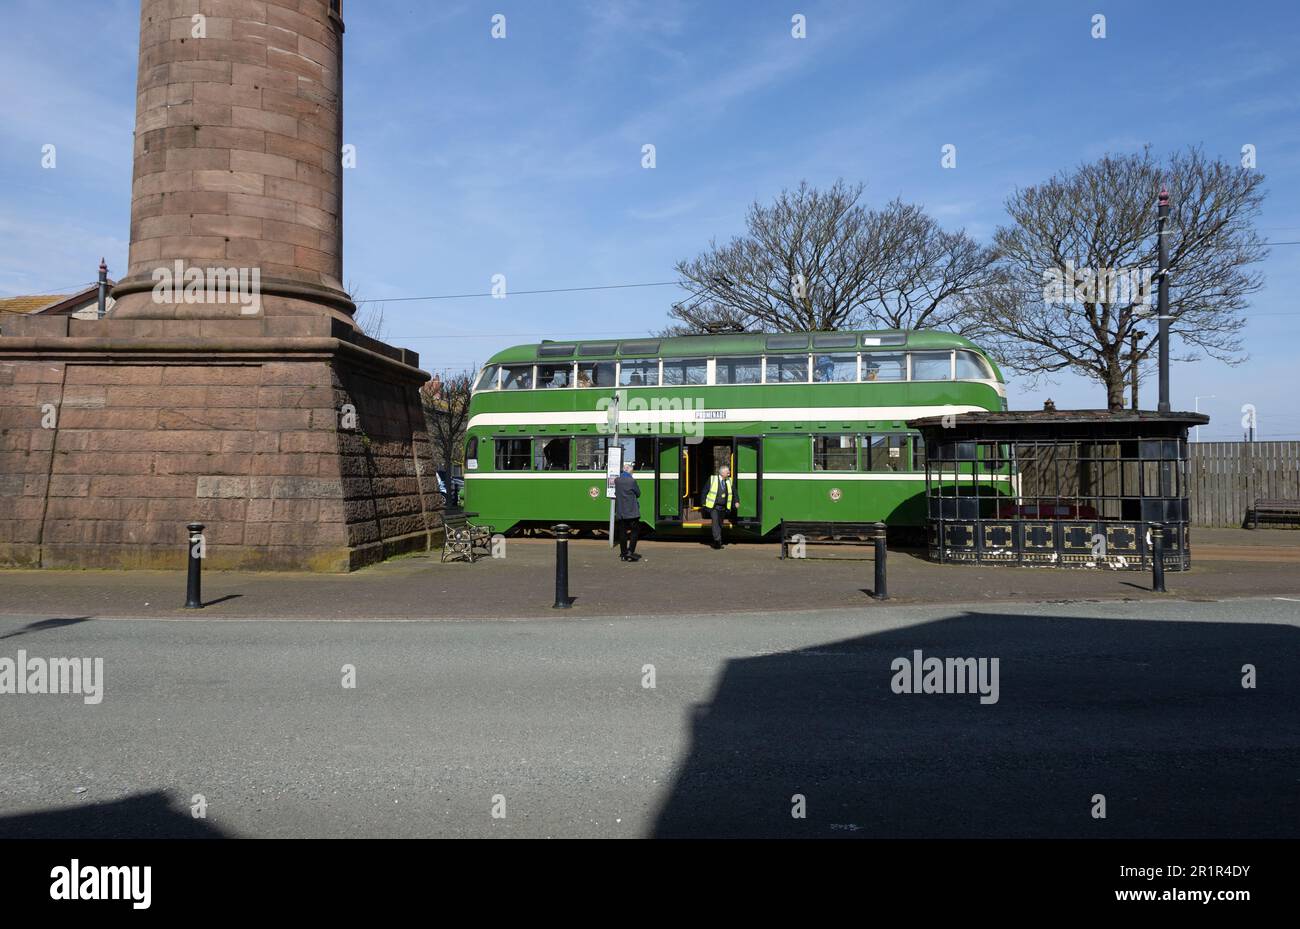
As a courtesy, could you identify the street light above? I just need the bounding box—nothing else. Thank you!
[1194,395,1215,443]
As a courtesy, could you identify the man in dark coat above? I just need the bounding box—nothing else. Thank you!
[614,460,642,562]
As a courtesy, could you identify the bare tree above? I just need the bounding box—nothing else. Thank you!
[969,147,1267,409]
[347,279,387,341]
[421,367,475,481]
[667,179,995,335]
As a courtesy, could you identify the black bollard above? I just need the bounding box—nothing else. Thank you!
[185,522,205,609]
[1150,522,1166,593]
[552,523,574,609]
[872,521,889,601]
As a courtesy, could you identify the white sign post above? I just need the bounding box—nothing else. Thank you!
[606,393,620,547]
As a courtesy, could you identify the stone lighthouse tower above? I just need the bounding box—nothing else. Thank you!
[0,0,440,571]
[112,0,353,324]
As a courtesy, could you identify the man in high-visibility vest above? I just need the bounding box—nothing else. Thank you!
[704,464,738,550]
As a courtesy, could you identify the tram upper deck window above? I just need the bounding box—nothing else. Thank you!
[619,359,659,387]
[861,352,905,381]
[662,358,707,386]
[910,352,953,381]
[813,353,856,383]
[538,363,573,388]
[577,361,615,388]
[766,354,809,383]
[475,365,500,391]
[715,356,761,384]
[501,365,534,390]
[955,351,993,380]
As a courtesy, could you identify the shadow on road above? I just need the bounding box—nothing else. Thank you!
[0,791,230,839]
[0,617,94,641]
[652,610,1300,838]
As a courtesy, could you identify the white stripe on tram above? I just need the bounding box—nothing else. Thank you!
[465,471,1006,482]
[467,404,987,431]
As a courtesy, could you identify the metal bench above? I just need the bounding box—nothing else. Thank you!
[780,519,881,558]
[441,511,492,563]
[1250,498,1300,529]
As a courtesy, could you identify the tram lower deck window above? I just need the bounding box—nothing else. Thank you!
[494,438,531,470]
[612,437,655,470]
[575,437,606,470]
[863,434,909,472]
[535,437,571,470]
[813,435,856,470]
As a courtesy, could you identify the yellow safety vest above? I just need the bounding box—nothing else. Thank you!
[705,475,736,509]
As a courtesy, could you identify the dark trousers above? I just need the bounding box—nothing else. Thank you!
[709,506,731,544]
[617,518,640,557]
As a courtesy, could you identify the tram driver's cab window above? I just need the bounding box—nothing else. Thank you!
[577,361,615,388]
[501,365,534,390]
[861,353,905,381]
[535,437,571,470]
[493,437,531,470]
[813,434,856,470]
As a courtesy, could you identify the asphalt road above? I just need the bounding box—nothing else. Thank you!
[1,599,1297,838]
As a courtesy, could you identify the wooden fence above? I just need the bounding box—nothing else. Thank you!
[1190,442,1300,527]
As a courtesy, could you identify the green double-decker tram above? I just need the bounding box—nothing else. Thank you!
[460,329,1007,538]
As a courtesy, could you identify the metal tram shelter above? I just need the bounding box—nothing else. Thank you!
[907,410,1208,570]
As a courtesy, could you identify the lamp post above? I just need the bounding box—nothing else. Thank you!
[1193,395,1214,443]
[1157,189,1172,413]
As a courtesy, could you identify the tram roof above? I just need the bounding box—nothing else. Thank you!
[908,409,1210,439]
[484,329,986,365]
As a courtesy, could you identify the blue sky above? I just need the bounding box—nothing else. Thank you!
[2,0,1298,438]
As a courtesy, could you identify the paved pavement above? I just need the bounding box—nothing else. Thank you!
[0,599,1297,838]
[1,528,1298,621]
